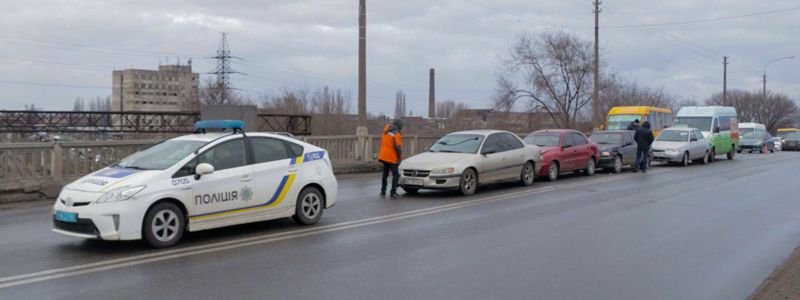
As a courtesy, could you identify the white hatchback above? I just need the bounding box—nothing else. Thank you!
[52,120,337,248]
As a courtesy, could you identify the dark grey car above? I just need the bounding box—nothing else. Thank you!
[590,130,637,173]
[781,132,800,151]
[739,132,775,153]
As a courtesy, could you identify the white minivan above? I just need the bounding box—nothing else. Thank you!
[738,123,766,135]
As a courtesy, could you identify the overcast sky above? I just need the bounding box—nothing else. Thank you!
[0,0,798,115]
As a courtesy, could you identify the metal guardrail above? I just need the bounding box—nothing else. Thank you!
[0,110,312,134]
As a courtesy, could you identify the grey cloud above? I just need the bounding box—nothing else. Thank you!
[0,0,797,115]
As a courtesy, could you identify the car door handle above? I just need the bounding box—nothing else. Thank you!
[240,175,253,182]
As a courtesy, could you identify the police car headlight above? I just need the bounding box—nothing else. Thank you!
[430,167,455,175]
[601,151,611,157]
[96,185,146,204]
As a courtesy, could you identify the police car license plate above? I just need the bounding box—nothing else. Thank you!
[405,178,424,186]
[55,211,77,223]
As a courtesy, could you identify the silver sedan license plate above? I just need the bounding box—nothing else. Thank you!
[404,178,424,186]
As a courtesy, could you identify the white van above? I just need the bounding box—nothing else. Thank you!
[738,123,766,135]
[674,106,739,161]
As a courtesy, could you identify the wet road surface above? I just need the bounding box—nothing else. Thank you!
[1,152,800,299]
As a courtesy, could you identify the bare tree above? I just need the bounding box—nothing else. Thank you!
[309,86,354,135]
[394,90,407,118]
[261,87,310,114]
[199,78,250,106]
[311,86,352,115]
[599,73,679,113]
[706,89,798,131]
[436,100,469,119]
[73,97,85,111]
[494,31,594,128]
[72,96,111,111]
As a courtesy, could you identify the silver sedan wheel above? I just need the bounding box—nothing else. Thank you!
[301,193,322,220]
[460,169,477,195]
[152,210,179,243]
[521,162,535,186]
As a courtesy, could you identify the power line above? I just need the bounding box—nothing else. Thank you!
[0,79,108,89]
[0,33,204,58]
[460,0,533,20]
[0,55,115,70]
[604,5,800,29]
[602,3,762,75]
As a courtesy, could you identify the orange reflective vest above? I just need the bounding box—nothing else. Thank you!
[378,124,402,164]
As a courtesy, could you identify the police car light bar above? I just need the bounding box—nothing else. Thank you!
[194,120,245,133]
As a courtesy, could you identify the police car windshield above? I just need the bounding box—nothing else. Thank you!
[115,140,206,170]
[429,134,484,153]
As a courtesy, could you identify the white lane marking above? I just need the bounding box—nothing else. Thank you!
[0,170,663,289]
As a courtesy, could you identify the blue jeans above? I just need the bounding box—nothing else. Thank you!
[635,148,650,171]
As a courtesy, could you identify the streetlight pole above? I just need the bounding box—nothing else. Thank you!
[761,56,794,124]
[763,56,795,102]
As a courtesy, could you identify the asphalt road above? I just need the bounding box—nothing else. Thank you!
[2,152,800,299]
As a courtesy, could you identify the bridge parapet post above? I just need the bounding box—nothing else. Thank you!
[356,126,368,161]
[51,142,63,182]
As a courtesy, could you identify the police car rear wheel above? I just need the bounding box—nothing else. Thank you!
[293,187,324,225]
[143,203,185,248]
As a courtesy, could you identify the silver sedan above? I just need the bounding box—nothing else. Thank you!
[399,130,542,196]
[651,128,711,166]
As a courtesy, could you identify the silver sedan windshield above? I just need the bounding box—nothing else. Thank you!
[429,134,484,154]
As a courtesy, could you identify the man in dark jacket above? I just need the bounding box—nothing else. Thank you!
[633,121,655,173]
[626,119,641,130]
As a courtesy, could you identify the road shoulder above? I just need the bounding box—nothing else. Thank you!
[749,243,800,300]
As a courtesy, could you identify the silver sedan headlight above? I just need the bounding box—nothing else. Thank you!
[430,167,455,175]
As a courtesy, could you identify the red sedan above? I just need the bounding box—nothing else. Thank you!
[523,129,599,181]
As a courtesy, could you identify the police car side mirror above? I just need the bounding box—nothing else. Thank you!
[195,163,215,180]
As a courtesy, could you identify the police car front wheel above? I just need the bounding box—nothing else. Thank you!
[143,202,186,248]
[293,187,324,225]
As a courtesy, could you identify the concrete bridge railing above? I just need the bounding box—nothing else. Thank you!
[0,134,443,201]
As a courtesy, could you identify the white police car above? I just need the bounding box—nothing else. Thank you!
[52,120,337,248]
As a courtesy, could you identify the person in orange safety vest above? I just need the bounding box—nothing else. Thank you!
[378,119,403,198]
